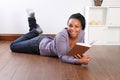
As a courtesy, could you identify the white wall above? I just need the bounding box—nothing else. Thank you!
[0,0,94,34]
[102,0,120,7]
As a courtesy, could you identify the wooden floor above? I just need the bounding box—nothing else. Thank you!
[0,41,120,80]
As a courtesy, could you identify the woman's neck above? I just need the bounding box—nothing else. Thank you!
[69,36,78,49]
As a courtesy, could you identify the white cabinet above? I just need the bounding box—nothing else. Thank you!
[85,7,120,45]
[106,7,120,27]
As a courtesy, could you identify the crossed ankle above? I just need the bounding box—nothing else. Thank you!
[36,24,43,34]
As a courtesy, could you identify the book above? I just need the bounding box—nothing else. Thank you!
[67,42,94,56]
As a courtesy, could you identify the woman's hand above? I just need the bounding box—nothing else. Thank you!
[74,54,92,65]
[74,54,82,59]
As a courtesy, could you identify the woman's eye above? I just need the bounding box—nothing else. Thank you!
[75,26,79,28]
[69,24,72,27]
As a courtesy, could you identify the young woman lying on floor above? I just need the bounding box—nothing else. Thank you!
[10,10,91,65]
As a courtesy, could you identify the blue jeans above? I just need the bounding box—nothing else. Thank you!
[10,29,45,55]
[10,17,45,55]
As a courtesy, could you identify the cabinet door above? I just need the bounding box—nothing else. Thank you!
[88,28,107,43]
[106,8,120,27]
[88,28,120,44]
[106,28,120,42]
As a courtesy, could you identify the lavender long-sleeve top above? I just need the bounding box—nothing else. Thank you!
[39,28,85,64]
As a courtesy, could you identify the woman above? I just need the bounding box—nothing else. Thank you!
[10,10,91,65]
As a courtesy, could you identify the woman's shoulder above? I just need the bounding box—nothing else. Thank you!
[59,28,68,34]
[78,30,85,42]
[56,28,68,37]
[80,30,85,35]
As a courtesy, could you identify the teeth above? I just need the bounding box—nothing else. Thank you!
[71,32,75,34]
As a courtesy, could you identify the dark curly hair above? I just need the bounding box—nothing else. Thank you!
[67,13,86,30]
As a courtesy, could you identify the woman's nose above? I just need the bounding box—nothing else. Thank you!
[71,27,76,31]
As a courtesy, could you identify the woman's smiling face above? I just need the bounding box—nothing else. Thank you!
[67,18,82,38]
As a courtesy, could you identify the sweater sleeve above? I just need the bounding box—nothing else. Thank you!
[60,55,79,64]
[55,30,80,64]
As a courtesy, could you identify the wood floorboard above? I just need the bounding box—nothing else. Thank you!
[0,41,120,80]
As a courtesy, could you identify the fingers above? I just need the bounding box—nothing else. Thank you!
[83,55,92,59]
[74,54,82,59]
[86,56,92,61]
[74,54,92,65]
[83,56,92,61]
[77,54,82,58]
[74,55,78,59]
[77,56,92,65]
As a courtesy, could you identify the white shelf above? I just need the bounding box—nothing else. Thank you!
[93,41,120,45]
[88,7,107,27]
[86,6,120,27]
[108,25,120,28]
[85,6,120,45]
[89,25,107,27]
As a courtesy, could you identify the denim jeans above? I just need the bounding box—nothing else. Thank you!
[10,29,46,54]
[10,17,45,55]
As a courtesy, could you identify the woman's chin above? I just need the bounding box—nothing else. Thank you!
[70,34,77,38]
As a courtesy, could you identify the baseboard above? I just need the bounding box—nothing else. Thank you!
[0,34,56,41]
